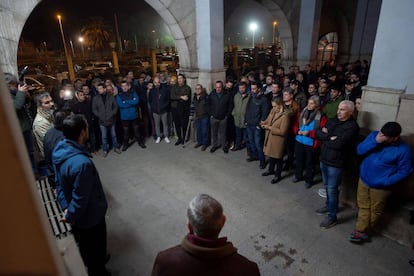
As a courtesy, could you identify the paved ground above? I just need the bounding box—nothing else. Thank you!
[92,138,414,276]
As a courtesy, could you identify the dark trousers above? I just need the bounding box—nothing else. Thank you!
[195,116,209,146]
[210,116,227,148]
[268,157,283,178]
[294,141,315,184]
[88,123,97,152]
[72,219,110,276]
[121,119,143,146]
[23,130,37,174]
[284,133,295,168]
[172,107,189,140]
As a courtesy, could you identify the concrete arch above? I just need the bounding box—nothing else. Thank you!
[144,0,193,70]
[260,0,294,62]
[0,0,195,74]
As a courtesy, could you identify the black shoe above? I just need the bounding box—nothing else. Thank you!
[305,182,313,189]
[271,176,282,184]
[262,171,274,176]
[320,217,338,229]
[194,144,202,149]
[121,145,128,151]
[282,164,292,171]
[315,206,329,215]
[246,157,259,162]
[175,139,182,146]
[223,146,229,153]
[231,146,239,151]
[292,177,302,183]
[138,143,147,149]
[210,146,218,153]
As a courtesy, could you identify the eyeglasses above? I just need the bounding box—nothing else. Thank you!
[42,100,53,105]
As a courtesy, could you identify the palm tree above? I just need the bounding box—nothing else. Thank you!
[81,17,113,58]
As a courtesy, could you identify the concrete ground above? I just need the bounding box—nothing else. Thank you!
[93,138,414,276]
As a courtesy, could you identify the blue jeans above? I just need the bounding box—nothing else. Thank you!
[196,117,209,146]
[235,127,247,148]
[320,162,343,220]
[246,126,264,162]
[23,130,37,174]
[100,124,118,152]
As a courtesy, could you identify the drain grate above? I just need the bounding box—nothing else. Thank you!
[36,177,71,239]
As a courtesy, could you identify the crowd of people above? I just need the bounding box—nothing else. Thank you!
[5,58,413,275]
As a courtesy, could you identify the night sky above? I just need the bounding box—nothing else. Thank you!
[21,0,170,50]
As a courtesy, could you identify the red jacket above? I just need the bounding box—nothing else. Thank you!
[293,109,327,149]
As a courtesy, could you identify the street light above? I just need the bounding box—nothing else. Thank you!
[78,36,85,57]
[57,14,75,80]
[272,21,278,45]
[249,22,258,48]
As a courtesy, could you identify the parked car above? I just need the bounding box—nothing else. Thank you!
[25,74,59,94]
[84,61,113,74]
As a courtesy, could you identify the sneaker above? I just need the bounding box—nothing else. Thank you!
[103,151,108,158]
[155,137,161,144]
[320,217,338,229]
[349,230,370,243]
[114,148,122,154]
[318,188,327,198]
[164,137,170,143]
[315,206,329,215]
[121,145,128,151]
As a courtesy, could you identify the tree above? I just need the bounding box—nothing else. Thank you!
[81,17,113,58]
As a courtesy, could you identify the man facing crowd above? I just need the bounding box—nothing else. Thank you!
[151,194,260,276]
[53,114,110,276]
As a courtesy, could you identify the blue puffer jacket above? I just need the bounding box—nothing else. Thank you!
[116,89,139,120]
[53,139,108,228]
[357,131,413,189]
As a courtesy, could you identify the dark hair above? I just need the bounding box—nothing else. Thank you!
[238,81,247,88]
[96,82,105,89]
[380,122,402,137]
[62,114,87,141]
[53,111,69,131]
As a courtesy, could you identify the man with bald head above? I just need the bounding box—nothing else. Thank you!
[149,76,171,144]
[151,194,260,276]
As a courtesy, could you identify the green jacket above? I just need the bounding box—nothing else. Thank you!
[232,92,250,128]
[324,95,344,119]
[11,89,32,132]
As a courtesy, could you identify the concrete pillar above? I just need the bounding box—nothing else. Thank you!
[195,0,225,92]
[358,0,414,133]
[349,0,382,62]
[296,0,322,69]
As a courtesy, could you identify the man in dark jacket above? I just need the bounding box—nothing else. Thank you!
[72,90,97,153]
[149,76,171,144]
[43,111,67,188]
[245,82,270,168]
[170,74,191,145]
[92,83,120,157]
[53,114,110,276]
[193,84,209,150]
[208,80,233,153]
[315,100,359,228]
[151,194,260,276]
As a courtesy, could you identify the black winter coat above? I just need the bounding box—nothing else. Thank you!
[245,93,270,127]
[208,90,233,120]
[316,117,359,168]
